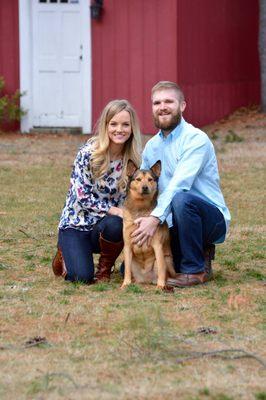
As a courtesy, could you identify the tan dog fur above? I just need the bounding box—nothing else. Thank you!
[121,160,176,289]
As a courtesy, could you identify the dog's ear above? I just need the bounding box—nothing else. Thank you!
[127,159,138,178]
[150,160,161,178]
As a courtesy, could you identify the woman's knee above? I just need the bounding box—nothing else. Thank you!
[65,266,94,283]
[101,215,123,242]
[75,270,94,283]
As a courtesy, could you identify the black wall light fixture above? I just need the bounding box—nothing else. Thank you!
[90,0,104,20]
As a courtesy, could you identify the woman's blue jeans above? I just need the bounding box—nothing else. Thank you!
[170,192,226,274]
[58,215,123,283]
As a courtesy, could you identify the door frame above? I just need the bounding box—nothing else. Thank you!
[19,0,92,134]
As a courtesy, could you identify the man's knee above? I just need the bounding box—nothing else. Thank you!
[171,192,196,216]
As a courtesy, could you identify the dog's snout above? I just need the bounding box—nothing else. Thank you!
[142,185,149,194]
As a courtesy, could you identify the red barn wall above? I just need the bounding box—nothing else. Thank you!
[92,0,178,134]
[0,1,260,133]
[0,0,20,130]
[177,0,260,127]
[92,0,260,134]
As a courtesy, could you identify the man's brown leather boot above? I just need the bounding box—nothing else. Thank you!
[166,244,216,288]
[95,234,124,282]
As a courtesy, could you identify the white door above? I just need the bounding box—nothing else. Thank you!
[32,0,90,129]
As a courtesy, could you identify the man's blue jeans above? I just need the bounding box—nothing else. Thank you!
[58,215,123,283]
[170,192,226,274]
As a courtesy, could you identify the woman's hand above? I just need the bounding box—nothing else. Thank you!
[108,206,123,219]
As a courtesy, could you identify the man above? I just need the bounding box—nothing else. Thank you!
[132,81,230,287]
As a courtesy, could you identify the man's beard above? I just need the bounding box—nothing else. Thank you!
[153,110,182,132]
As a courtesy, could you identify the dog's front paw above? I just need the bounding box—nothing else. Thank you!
[157,283,174,292]
[120,281,131,290]
[157,279,167,290]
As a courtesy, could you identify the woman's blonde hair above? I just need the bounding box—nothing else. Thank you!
[88,99,142,192]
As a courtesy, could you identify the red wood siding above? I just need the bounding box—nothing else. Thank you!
[92,0,178,134]
[92,0,260,133]
[177,0,260,126]
[0,1,260,133]
[0,0,19,130]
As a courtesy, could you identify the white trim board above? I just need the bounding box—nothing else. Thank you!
[19,0,92,134]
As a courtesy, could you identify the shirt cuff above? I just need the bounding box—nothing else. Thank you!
[150,209,166,224]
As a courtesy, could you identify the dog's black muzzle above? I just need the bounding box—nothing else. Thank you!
[141,186,150,194]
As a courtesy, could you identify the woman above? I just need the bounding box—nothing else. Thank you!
[52,99,141,283]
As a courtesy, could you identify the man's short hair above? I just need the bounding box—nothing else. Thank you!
[151,81,185,102]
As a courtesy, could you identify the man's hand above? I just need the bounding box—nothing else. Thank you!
[131,216,160,246]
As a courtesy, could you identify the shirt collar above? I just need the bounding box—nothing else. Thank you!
[159,117,185,139]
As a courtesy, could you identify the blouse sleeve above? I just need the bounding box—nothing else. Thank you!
[70,146,110,214]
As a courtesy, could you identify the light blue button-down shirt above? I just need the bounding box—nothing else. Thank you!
[141,118,231,242]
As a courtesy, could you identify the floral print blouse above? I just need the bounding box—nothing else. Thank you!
[59,142,125,231]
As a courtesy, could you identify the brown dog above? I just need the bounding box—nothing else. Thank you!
[121,160,176,289]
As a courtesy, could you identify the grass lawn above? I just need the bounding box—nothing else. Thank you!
[0,107,265,400]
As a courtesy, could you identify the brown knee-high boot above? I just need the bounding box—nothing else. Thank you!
[95,234,124,282]
[52,247,67,277]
